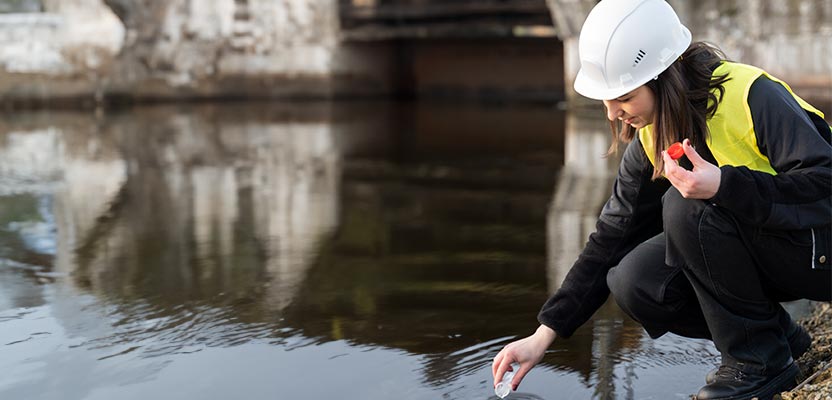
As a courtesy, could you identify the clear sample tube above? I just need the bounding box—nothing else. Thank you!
[494,363,520,399]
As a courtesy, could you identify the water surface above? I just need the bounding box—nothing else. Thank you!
[0,102,721,399]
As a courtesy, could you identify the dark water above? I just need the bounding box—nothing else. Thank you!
[0,101,724,399]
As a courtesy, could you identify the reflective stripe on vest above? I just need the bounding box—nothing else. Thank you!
[638,62,828,175]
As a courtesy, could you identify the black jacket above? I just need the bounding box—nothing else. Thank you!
[538,76,832,338]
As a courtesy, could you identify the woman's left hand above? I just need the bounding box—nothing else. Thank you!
[661,139,721,199]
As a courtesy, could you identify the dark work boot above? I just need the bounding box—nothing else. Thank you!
[696,361,799,400]
[705,322,811,384]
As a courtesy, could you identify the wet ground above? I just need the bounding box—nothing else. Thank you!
[0,101,791,399]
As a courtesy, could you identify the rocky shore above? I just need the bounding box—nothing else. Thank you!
[780,302,832,400]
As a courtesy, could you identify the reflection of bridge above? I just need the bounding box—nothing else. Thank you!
[0,102,646,397]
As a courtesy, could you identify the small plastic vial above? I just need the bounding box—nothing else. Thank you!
[494,363,520,399]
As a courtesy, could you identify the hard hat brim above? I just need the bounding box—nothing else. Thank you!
[573,69,658,101]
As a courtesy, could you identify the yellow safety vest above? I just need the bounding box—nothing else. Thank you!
[639,62,828,175]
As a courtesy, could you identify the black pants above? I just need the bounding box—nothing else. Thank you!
[606,187,831,374]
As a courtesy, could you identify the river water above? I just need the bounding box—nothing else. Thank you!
[0,101,730,399]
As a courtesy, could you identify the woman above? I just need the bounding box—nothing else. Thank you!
[491,0,832,399]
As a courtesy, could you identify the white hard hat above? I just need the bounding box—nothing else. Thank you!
[573,0,691,100]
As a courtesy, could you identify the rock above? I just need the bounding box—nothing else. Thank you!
[779,302,832,400]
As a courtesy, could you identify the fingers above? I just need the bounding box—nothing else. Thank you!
[681,139,706,166]
[492,351,511,387]
[493,329,552,391]
[511,364,531,390]
[492,351,504,382]
[662,139,721,199]
[493,348,524,389]
[493,351,533,392]
[661,150,690,183]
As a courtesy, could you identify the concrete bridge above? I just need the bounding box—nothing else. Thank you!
[0,0,829,106]
[338,0,556,40]
[339,0,831,104]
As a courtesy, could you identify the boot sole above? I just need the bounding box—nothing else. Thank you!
[697,362,800,400]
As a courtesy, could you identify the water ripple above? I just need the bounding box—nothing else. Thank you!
[421,335,519,388]
[66,300,283,361]
[0,307,38,323]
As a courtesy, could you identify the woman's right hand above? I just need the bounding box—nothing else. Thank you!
[491,324,557,391]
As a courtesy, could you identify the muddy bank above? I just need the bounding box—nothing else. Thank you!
[780,302,832,399]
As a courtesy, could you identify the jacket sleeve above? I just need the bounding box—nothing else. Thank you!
[537,139,670,338]
[710,76,832,229]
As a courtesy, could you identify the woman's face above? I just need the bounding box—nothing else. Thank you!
[602,85,656,129]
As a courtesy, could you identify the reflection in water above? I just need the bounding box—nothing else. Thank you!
[0,102,717,399]
[546,108,619,295]
[547,109,624,399]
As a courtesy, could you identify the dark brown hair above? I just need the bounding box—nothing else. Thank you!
[606,42,730,180]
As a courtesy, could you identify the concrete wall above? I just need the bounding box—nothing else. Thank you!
[102,0,383,99]
[0,0,828,104]
[674,0,832,102]
[0,0,395,104]
[0,0,123,104]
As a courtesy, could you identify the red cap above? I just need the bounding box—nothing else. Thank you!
[667,142,684,160]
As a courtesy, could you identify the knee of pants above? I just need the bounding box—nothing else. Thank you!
[606,265,645,316]
[661,187,707,245]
